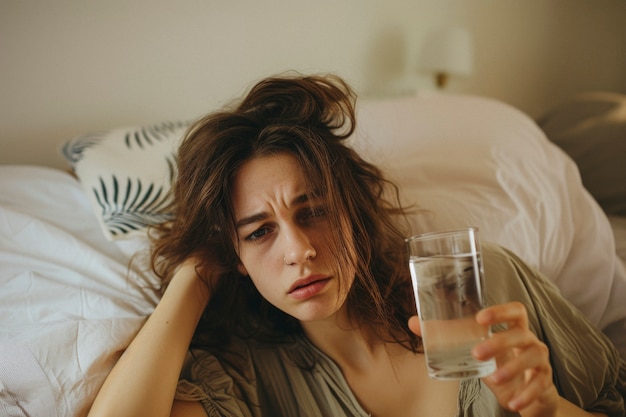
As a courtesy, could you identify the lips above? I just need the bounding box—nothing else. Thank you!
[288,274,330,295]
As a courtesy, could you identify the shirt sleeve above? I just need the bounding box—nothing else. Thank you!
[175,344,262,417]
[482,242,626,417]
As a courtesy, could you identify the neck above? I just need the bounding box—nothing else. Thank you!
[300,306,405,373]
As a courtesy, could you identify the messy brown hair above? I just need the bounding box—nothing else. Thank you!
[149,73,420,352]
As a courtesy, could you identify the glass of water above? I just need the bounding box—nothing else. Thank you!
[406,227,496,380]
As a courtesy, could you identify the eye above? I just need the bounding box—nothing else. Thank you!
[301,205,327,223]
[244,226,273,242]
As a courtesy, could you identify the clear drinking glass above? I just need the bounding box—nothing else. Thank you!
[406,227,496,380]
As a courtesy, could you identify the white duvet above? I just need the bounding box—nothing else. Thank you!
[0,166,159,417]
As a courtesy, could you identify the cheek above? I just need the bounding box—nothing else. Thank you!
[245,265,285,308]
[341,267,357,294]
[234,238,266,276]
[239,249,280,289]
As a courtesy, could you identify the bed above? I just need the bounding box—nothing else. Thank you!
[1,92,625,416]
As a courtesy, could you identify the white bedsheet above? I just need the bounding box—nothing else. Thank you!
[0,166,159,417]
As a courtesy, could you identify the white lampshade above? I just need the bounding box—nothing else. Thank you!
[419,27,474,87]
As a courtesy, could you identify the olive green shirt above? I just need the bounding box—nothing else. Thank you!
[176,243,626,416]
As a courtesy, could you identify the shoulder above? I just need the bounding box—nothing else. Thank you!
[480,241,561,301]
[479,241,566,336]
[178,336,366,416]
[481,241,537,277]
[178,336,316,397]
[175,341,261,415]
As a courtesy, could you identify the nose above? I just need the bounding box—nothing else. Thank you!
[282,226,316,266]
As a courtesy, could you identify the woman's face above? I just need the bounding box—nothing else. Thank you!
[231,153,355,323]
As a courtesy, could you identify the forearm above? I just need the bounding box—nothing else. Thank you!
[556,398,607,417]
[88,263,210,417]
[519,397,607,417]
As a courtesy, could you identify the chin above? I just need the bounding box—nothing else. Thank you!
[291,300,346,323]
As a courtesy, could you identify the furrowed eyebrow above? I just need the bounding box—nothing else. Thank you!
[234,193,311,230]
[235,212,269,230]
[292,193,309,206]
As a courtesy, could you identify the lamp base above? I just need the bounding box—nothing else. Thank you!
[435,72,449,89]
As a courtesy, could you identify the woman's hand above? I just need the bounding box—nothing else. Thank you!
[472,302,559,417]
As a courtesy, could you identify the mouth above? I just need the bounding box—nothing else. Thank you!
[288,275,331,295]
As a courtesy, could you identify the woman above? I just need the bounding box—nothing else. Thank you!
[88,74,625,417]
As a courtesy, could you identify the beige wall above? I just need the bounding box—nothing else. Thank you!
[1,0,625,169]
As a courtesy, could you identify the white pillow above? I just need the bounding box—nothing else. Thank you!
[353,93,626,335]
[61,121,189,240]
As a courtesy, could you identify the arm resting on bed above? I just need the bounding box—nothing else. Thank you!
[87,261,210,417]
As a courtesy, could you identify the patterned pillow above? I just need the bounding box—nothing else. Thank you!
[61,121,189,240]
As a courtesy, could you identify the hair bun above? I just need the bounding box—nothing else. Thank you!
[238,73,356,139]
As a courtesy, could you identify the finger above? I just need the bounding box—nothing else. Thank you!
[505,370,556,412]
[472,327,535,361]
[476,302,528,329]
[485,341,550,385]
[479,346,554,414]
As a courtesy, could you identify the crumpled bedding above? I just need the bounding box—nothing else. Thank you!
[0,166,160,417]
